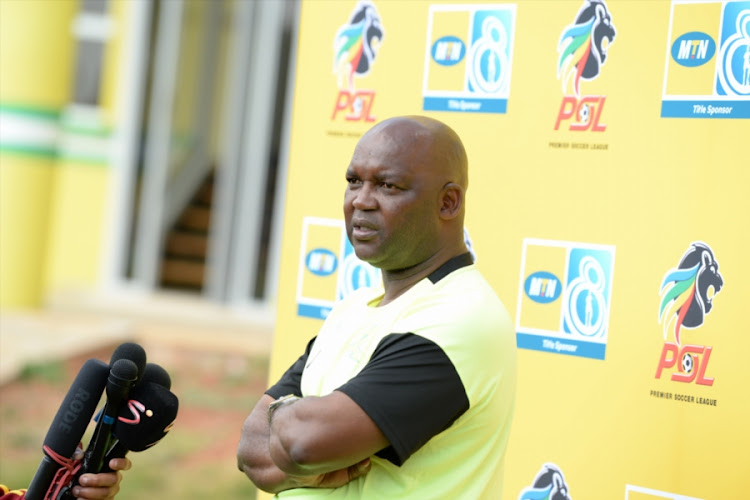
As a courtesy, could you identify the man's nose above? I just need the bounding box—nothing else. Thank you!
[352,183,377,210]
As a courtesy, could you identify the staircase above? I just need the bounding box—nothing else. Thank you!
[160,173,214,291]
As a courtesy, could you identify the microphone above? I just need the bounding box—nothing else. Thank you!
[140,362,172,389]
[80,358,139,474]
[101,364,178,470]
[78,342,146,476]
[110,342,147,384]
[99,386,179,472]
[25,358,109,500]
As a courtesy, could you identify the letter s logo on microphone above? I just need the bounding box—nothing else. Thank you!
[112,382,178,452]
[118,400,148,425]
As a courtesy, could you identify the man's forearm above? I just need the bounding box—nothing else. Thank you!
[237,395,300,493]
[267,391,388,476]
[238,393,373,492]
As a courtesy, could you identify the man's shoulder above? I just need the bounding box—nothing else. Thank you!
[402,267,512,335]
[426,266,504,311]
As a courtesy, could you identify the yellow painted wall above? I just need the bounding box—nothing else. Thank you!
[0,157,55,307]
[0,0,76,106]
[43,161,110,294]
[0,0,78,308]
[42,0,129,296]
[0,0,130,307]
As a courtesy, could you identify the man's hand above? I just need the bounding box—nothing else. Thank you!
[289,457,372,489]
[70,449,132,499]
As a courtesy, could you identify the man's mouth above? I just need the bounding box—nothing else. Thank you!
[351,220,377,240]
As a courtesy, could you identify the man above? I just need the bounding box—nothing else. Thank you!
[237,115,517,498]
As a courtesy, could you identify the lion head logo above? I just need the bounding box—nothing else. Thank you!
[659,242,724,345]
[333,1,384,91]
[519,463,572,500]
[557,0,616,96]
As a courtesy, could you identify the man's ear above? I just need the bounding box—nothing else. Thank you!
[439,183,463,220]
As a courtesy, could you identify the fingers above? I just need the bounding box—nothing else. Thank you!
[348,457,371,481]
[68,457,130,498]
[72,471,122,499]
[108,457,133,472]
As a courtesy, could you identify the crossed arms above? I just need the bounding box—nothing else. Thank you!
[236,332,470,493]
[236,391,389,493]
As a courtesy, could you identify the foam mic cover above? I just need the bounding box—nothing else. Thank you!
[81,358,139,475]
[112,382,179,451]
[110,342,147,383]
[26,358,109,500]
[140,362,172,389]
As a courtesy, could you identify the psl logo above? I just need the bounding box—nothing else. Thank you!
[519,463,572,500]
[331,1,384,122]
[655,242,724,386]
[555,0,616,131]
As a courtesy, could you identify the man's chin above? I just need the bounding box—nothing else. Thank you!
[351,244,382,266]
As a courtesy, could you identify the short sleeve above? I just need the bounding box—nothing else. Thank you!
[336,333,469,466]
[265,337,316,399]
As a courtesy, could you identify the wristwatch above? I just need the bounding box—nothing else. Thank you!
[267,394,301,424]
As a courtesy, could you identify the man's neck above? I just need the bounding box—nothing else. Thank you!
[378,245,467,306]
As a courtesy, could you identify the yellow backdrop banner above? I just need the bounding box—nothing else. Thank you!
[268,1,749,498]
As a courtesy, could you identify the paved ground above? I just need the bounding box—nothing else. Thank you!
[0,291,275,385]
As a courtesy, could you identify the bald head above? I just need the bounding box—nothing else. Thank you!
[360,116,468,191]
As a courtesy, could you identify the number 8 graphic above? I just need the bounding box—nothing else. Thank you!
[468,15,509,94]
[564,256,607,338]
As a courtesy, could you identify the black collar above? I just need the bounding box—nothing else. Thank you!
[427,252,474,284]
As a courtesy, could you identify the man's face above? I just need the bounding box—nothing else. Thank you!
[343,127,440,271]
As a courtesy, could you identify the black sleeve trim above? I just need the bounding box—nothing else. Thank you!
[336,333,469,466]
[265,337,316,399]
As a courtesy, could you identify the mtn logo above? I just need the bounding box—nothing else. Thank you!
[671,31,716,67]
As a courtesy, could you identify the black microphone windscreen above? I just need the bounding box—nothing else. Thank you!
[110,358,139,383]
[42,358,109,457]
[109,342,146,383]
[140,363,171,389]
[113,382,178,452]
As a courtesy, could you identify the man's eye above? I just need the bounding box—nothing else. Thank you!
[380,182,396,189]
[347,177,361,185]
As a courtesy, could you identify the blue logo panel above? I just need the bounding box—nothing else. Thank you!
[562,248,613,339]
[336,238,381,301]
[516,239,616,360]
[716,1,750,96]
